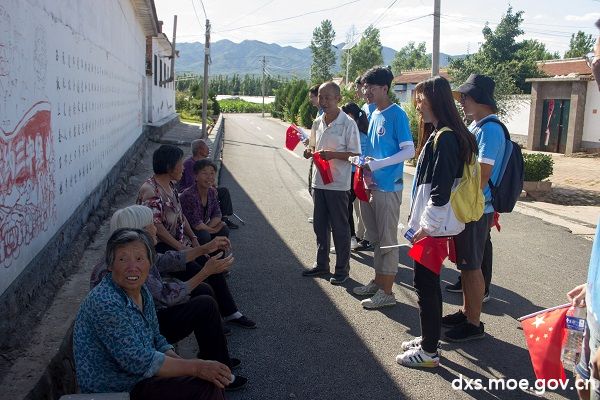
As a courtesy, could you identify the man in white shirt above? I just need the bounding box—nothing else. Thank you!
[302,82,361,285]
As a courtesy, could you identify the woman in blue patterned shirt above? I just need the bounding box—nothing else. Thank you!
[74,228,229,399]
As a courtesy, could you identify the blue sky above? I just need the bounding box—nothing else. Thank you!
[155,0,600,55]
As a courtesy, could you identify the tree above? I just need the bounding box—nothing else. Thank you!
[310,20,336,84]
[391,41,431,75]
[448,6,547,115]
[516,39,559,62]
[341,25,384,83]
[564,31,594,58]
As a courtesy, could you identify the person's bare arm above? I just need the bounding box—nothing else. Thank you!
[480,163,493,190]
[157,357,231,389]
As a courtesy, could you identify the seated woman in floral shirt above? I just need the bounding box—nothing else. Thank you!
[180,159,230,245]
[74,228,230,399]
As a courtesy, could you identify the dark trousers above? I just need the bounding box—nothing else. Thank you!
[413,261,442,353]
[155,242,238,317]
[348,170,357,237]
[157,295,231,366]
[131,376,224,400]
[217,187,233,216]
[313,188,350,275]
[195,225,230,246]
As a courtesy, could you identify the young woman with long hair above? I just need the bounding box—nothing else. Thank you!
[396,76,478,368]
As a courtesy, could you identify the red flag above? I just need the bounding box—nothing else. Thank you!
[313,152,333,184]
[408,237,451,275]
[285,125,302,151]
[520,306,568,382]
[353,167,369,201]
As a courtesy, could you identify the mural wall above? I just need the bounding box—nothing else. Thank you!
[0,0,146,295]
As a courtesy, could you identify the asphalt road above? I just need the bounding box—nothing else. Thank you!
[181,113,593,400]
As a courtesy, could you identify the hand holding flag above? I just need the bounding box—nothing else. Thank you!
[285,124,309,151]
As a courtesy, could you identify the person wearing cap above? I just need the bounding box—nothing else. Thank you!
[352,66,415,309]
[442,74,506,342]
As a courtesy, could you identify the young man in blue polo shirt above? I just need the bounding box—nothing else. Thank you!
[352,66,415,309]
[443,74,506,341]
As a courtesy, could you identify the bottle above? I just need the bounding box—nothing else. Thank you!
[561,306,586,370]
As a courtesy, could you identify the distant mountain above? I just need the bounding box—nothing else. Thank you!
[175,39,463,78]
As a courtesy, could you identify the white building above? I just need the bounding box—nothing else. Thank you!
[0,0,177,328]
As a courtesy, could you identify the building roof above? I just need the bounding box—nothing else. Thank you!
[536,58,591,78]
[131,0,160,36]
[392,68,450,85]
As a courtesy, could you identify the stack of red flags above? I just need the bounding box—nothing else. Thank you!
[353,167,369,201]
[312,152,333,184]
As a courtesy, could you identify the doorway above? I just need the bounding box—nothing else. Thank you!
[539,99,570,153]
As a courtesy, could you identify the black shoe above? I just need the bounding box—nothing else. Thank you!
[223,217,239,229]
[442,310,467,328]
[330,273,349,285]
[230,357,241,370]
[444,321,485,342]
[445,279,462,293]
[228,315,257,329]
[226,375,248,391]
[355,240,374,251]
[302,266,329,277]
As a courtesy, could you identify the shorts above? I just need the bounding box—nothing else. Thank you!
[453,212,493,271]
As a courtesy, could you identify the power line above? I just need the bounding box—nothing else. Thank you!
[191,0,204,25]
[378,13,432,30]
[369,0,399,29]
[222,0,278,28]
[214,0,363,33]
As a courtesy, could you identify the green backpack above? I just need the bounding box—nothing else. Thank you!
[434,127,484,224]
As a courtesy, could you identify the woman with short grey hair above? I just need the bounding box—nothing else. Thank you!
[74,228,229,399]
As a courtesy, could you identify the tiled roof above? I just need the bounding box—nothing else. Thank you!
[392,68,450,84]
[536,58,591,77]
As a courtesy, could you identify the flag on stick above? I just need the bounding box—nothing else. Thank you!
[408,237,452,275]
[285,124,308,151]
[313,152,333,184]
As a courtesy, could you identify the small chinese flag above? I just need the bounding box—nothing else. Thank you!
[353,167,369,202]
[520,306,568,382]
[313,152,333,184]
[408,237,451,275]
[285,125,302,151]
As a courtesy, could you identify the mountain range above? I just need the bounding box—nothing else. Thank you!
[175,40,458,78]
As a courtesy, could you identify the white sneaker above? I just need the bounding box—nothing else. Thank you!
[308,217,313,223]
[350,236,359,250]
[352,280,379,296]
[482,290,491,303]
[330,246,336,254]
[396,346,440,368]
[400,336,423,351]
[361,289,396,309]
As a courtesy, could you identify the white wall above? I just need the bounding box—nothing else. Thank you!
[0,0,146,295]
[149,36,176,122]
[503,95,531,138]
[583,80,600,147]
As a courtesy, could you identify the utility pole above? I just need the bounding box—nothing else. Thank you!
[202,19,211,138]
[261,56,266,118]
[431,0,441,76]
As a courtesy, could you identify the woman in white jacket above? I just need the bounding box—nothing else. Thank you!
[396,76,478,368]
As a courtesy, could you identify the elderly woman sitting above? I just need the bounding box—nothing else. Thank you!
[137,144,255,329]
[74,228,231,398]
[89,206,247,391]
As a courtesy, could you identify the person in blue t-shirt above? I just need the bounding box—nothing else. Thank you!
[442,74,505,343]
[352,66,415,309]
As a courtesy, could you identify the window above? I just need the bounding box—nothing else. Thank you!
[154,55,157,86]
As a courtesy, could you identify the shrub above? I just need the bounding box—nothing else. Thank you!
[523,153,553,181]
[298,97,317,128]
[218,99,273,113]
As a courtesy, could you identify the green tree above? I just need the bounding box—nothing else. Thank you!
[516,39,559,61]
[564,31,594,58]
[310,20,336,84]
[448,6,547,115]
[341,26,384,83]
[391,41,431,75]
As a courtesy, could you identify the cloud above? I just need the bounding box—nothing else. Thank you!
[565,12,600,22]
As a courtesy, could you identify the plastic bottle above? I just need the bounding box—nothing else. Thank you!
[561,306,586,370]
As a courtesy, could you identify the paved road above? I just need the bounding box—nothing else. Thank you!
[181,113,592,400]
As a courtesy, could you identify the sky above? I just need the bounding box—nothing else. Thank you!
[154,0,600,56]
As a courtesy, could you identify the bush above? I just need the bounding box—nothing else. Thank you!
[298,97,317,128]
[218,99,273,113]
[523,153,553,181]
